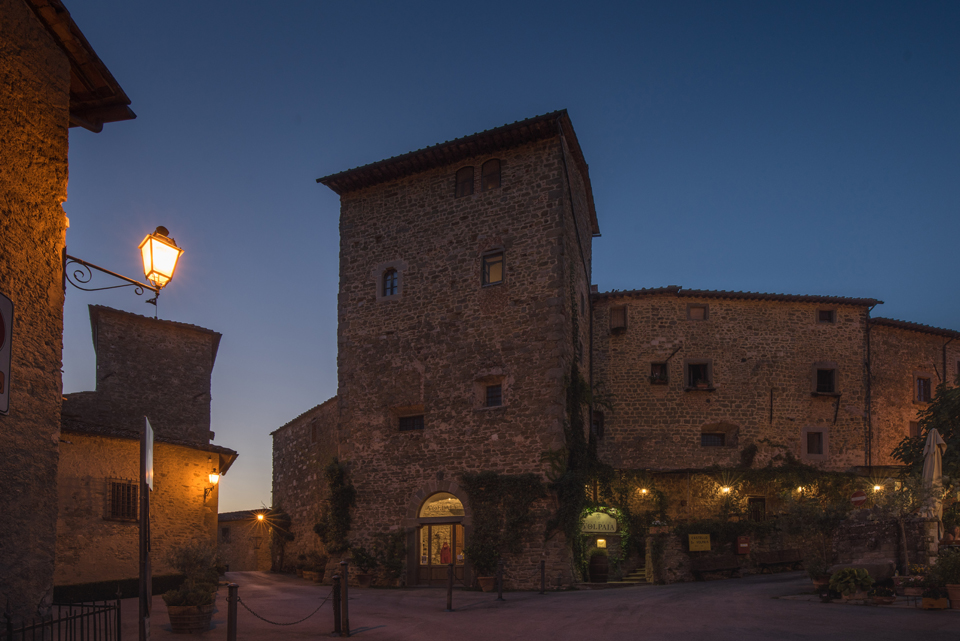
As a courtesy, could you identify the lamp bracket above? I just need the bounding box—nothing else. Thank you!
[64,253,161,316]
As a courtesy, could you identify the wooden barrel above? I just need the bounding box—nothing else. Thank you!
[589,554,609,583]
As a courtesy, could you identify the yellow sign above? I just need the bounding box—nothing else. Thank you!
[688,534,711,552]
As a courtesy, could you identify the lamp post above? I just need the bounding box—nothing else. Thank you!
[64,226,184,317]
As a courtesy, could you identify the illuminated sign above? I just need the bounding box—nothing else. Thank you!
[582,512,617,533]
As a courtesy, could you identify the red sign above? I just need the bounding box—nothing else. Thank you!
[851,490,867,507]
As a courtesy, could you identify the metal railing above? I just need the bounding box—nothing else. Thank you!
[2,600,121,641]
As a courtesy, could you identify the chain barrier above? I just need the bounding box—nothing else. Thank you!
[232,587,333,626]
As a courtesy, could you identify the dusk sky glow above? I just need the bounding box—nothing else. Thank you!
[60,1,959,512]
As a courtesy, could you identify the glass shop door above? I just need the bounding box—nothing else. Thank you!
[417,524,465,585]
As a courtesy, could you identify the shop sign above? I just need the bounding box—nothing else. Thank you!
[582,512,617,533]
[0,292,12,415]
[688,534,711,552]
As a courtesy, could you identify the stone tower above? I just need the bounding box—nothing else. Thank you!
[318,111,598,586]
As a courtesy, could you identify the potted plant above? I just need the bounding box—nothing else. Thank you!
[922,584,949,610]
[588,548,609,584]
[933,549,960,608]
[868,586,896,605]
[350,546,379,587]
[805,556,831,590]
[828,568,873,602]
[464,538,499,592]
[162,541,221,634]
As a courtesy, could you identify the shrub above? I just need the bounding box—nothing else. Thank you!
[829,568,873,597]
[933,548,960,585]
[349,546,379,574]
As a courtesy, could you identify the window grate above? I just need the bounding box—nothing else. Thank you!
[485,384,502,407]
[399,415,424,431]
[748,498,766,522]
[807,432,824,455]
[106,480,138,521]
[816,369,836,394]
[701,433,725,447]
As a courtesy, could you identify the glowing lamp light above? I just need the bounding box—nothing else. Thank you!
[139,226,183,290]
[721,486,732,494]
[873,485,883,492]
[640,488,648,495]
[209,473,220,485]
[797,486,804,493]
[596,538,607,549]
[257,514,265,522]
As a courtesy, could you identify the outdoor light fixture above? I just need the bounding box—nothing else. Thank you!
[257,514,265,522]
[797,486,804,493]
[64,225,184,316]
[721,486,732,494]
[203,459,219,502]
[640,488,648,495]
[209,472,221,485]
[873,485,883,492]
[596,539,607,549]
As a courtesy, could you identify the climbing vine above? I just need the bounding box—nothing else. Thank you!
[313,457,356,554]
[459,471,546,577]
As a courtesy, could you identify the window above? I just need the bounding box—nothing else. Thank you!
[687,304,708,320]
[106,480,138,521]
[482,252,504,286]
[609,306,627,332]
[701,433,725,447]
[684,359,712,389]
[909,421,920,438]
[383,269,398,297]
[399,415,424,431]
[748,498,766,522]
[221,527,231,542]
[455,166,474,197]
[816,368,836,394]
[591,411,605,439]
[650,363,668,385]
[485,384,502,407]
[806,431,823,455]
[817,309,836,324]
[916,376,932,403]
[481,159,500,191]
[253,536,262,550]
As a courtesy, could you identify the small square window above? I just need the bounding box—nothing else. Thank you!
[916,377,932,403]
[701,433,725,447]
[591,411,605,439]
[816,369,836,394]
[650,363,668,385]
[221,527,231,542]
[482,252,504,286]
[806,431,824,455]
[909,421,920,438]
[687,304,708,321]
[106,480,138,521]
[609,306,627,332]
[485,384,502,407]
[817,309,836,324]
[685,361,712,389]
[399,415,424,431]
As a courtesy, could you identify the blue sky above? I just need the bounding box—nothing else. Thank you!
[61,1,959,511]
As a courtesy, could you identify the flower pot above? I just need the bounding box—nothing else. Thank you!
[811,575,830,590]
[922,597,949,610]
[355,573,374,588]
[167,604,214,634]
[947,584,960,609]
[477,576,497,592]
[871,596,896,605]
[314,569,325,583]
[841,591,868,603]
[302,570,317,582]
[904,587,923,597]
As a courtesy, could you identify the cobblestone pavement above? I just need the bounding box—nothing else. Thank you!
[122,570,957,640]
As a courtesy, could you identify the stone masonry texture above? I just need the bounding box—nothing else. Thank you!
[0,0,70,620]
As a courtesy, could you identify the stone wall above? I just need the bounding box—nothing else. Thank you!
[55,434,220,585]
[592,291,872,471]
[0,0,71,619]
[832,510,930,576]
[270,399,338,570]
[219,512,272,572]
[333,130,593,588]
[62,306,221,444]
[869,322,960,466]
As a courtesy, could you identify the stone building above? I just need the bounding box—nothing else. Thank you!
[272,111,959,587]
[0,0,134,621]
[57,306,237,586]
[218,511,272,572]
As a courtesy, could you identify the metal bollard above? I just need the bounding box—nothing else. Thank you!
[116,587,123,641]
[332,574,342,636]
[340,560,351,637]
[227,583,238,641]
[496,559,505,601]
[540,559,546,594]
[446,563,454,612]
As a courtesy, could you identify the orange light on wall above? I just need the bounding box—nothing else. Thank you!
[139,226,184,289]
[257,514,265,521]
[209,473,220,485]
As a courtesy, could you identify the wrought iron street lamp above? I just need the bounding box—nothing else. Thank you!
[65,226,184,315]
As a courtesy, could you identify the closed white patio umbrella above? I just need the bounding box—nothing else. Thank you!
[921,428,947,539]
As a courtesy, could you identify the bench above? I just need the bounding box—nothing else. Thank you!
[690,555,742,581]
[754,549,803,573]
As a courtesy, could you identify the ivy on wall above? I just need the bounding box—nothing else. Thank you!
[313,457,356,554]
[459,471,546,577]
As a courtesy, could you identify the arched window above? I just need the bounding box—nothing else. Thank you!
[481,159,500,191]
[382,268,398,296]
[455,166,474,198]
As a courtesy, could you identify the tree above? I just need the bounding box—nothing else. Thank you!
[892,380,960,479]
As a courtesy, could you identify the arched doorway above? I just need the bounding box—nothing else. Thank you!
[416,492,465,585]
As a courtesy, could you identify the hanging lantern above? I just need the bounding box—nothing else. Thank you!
[139,226,183,289]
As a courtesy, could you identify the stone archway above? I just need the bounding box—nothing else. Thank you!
[402,479,474,586]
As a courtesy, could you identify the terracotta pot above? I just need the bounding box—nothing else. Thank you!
[922,597,949,610]
[871,596,896,605]
[842,591,868,602]
[477,576,497,592]
[947,584,960,609]
[904,587,924,597]
[167,604,214,634]
[302,570,317,582]
[355,573,374,587]
[811,576,830,590]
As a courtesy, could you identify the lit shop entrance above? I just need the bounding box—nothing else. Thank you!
[417,493,465,586]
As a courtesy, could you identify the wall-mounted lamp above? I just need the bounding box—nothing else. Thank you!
[596,538,607,549]
[203,459,219,502]
[65,226,184,317]
[257,513,265,522]
[639,488,649,495]
[873,485,883,492]
[721,486,732,494]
